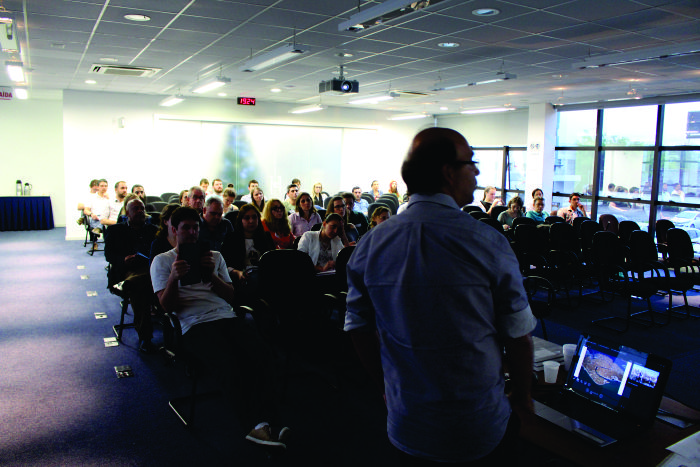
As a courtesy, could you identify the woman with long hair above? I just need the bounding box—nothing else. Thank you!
[497,196,523,230]
[220,204,275,284]
[149,203,180,261]
[251,187,266,212]
[289,191,322,237]
[261,198,295,249]
[388,180,401,201]
[312,182,326,208]
[369,206,391,229]
[479,186,503,216]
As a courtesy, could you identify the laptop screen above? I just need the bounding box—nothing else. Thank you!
[565,335,672,422]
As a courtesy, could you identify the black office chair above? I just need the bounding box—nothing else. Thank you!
[545,216,565,225]
[512,216,536,229]
[572,216,589,234]
[462,205,483,214]
[160,192,178,202]
[361,193,374,205]
[490,205,507,220]
[233,200,247,209]
[480,217,506,235]
[598,214,619,234]
[224,210,238,224]
[469,211,490,221]
[147,212,161,226]
[150,201,167,212]
[377,195,399,215]
[367,202,389,218]
[618,220,641,246]
[82,213,104,255]
[145,195,162,204]
[655,219,674,261]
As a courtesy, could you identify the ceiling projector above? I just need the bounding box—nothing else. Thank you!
[319,78,359,94]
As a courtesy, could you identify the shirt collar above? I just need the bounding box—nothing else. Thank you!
[406,193,460,210]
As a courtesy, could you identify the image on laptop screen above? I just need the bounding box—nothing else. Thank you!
[565,335,671,422]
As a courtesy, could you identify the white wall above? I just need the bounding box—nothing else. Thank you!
[437,110,529,146]
[0,97,65,227]
[62,90,425,239]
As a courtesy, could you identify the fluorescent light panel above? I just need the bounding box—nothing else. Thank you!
[435,73,516,91]
[338,0,452,32]
[460,108,515,114]
[387,113,430,121]
[159,94,185,107]
[349,92,397,105]
[6,61,24,82]
[191,76,230,94]
[290,104,326,114]
[240,44,306,72]
[14,87,28,99]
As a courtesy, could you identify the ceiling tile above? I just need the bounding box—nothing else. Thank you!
[496,11,583,34]
[548,0,649,22]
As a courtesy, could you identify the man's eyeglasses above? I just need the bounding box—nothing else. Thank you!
[134,191,144,195]
[453,160,478,167]
[271,206,285,212]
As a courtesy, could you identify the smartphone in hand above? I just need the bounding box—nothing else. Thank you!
[178,242,202,286]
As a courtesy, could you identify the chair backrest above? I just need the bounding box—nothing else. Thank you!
[479,217,505,234]
[655,219,674,243]
[469,211,490,220]
[224,210,238,224]
[462,205,483,214]
[233,200,247,208]
[160,192,178,202]
[549,221,579,253]
[150,201,167,212]
[168,195,181,204]
[145,195,162,204]
[310,222,322,231]
[598,214,619,234]
[579,220,603,251]
[367,202,389,218]
[147,212,161,226]
[618,220,641,243]
[491,205,507,219]
[666,228,696,262]
[361,193,375,205]
[591,231,626,268]
[335,245,356,293]
[628,230,659,266]
[377,195,398,214]
[512,216,536,229]
[316,208,326,220]
[545,215,565,225]
[572,216,589,233]
[258,249,317,322]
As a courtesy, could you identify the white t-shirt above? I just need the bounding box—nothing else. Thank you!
[150,248,235,334]
[89,194,110,219]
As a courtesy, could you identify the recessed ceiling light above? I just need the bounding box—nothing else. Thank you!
[438,42,460,48]
[218,92,227,97]
[100,57,119,63]
[260,78,276,82]
[440,106,448,110]
[124,14,151,22]
[85,79,96,84]
[338,52,354,58]
[270,88,281,93]
[472,8,500,16]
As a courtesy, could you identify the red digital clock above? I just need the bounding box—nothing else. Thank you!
[237,97,256,106]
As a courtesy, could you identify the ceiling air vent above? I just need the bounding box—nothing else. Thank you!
[393,90,432,98]
[90,64,161,77]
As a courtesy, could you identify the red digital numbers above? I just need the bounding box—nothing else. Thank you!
[237,97,256,105]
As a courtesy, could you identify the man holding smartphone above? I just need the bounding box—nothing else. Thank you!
[105,198,158,353]
[150,207,289,450]
[557,192,587,224]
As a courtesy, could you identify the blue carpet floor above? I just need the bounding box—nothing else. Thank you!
[1,228,698,466]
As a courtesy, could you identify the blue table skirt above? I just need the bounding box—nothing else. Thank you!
[0,196,55,231]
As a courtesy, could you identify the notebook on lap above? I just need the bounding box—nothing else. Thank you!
[533,334,672,447]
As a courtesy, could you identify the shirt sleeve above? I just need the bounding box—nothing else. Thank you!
[150,253,171,293]
[344,243,375,331]
[215,252,232,283]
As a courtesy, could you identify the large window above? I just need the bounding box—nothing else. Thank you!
[556,99,700,236]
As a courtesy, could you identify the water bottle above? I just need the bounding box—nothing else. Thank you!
[23,183,32,196]
[16,180,22,196]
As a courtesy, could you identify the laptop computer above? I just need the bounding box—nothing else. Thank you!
[533,334,672,447]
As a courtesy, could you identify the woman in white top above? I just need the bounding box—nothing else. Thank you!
[297,213,344,272]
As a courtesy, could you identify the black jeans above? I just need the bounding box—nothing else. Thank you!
[396,411,521,466]
[183,318,279,430]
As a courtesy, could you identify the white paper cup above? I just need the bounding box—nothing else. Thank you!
[562,344,577,371]
[543,360,560,383]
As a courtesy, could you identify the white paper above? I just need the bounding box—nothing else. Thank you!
[667,430,700,462]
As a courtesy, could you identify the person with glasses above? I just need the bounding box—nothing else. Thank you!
[328,195,357,245]
[261,199,295,250]
[282,184,299,213]
[187,186,206,215]
[525,197,547,224]
[557,192,587,224]
[345,127,535,466]
[131,184,146,202]
[288,192,322,237]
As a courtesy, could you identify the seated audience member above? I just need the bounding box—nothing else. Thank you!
[241,179,259,203]
[105,198,158,353]
[369,206,391,229]
[261,199,295,250]
[342,192,369,236]
[610,186,631,211]
[223,188,239,213]
[84,179,110,237]
[289,192,322,237]
[251,187,266,212]
[370,180,383,200]
[525,197,547,224]
[291,178,302,192]
[531,188,543,209]
[150,207,289,449]
[476,186,503,215]
[352,186,369,216]
[282,184,299,213]
[179,189,189,206]
[312,182,327,208]
[150,203,180,261]
[199,178,210,195]
[210,178,224,197]
[187,186,206,214]
[388,180,401,200]
[118,193,139,220]
[131,184,146,202]
[298,213,345,272]
[101,180,128,227]
[328,195,357,245]
[397,192,411,215]
[497,196,523,230]
[220,204,275,295]
[77,179,100,225]
[199,196,233,251]
[557,192,587,224]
